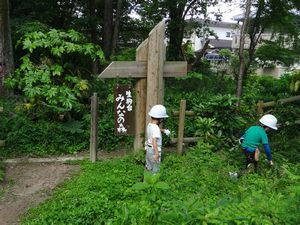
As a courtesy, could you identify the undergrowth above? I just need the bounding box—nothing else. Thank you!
[20,144,300,224]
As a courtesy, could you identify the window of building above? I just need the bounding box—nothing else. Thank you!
[226,32,231,37]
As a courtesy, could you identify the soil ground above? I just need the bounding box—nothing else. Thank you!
[0,162,80,225]
[0,150,128,225]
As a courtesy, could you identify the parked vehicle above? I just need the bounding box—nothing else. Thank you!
[205,53,228,62]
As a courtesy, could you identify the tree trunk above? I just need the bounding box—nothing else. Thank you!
[244,0,264,77]
[88,0,99,74]
[167,19,184,60]
[191,39,210,67]
[166,0,198,61]
[236,0,252,105]
[111,0,123,55]
[0,0,14,95]
[166,1,186,61]
[102,0,113,60]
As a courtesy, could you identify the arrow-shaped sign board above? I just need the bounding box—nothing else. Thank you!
[99,61,187,78]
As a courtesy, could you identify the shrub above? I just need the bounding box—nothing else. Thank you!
[0,98,89,157]
[5,29,104,114]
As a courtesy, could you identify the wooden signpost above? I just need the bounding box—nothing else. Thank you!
[98,19,187,153]
[114,85,135,135]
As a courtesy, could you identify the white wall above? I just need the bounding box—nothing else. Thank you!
[212,27,235,40]
[183,22,237,52]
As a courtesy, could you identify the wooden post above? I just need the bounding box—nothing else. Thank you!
[257,100,264,114]
[146,20,166,126]
[177,100,186,155]
[134,39,148,151]
[90,93,98,162]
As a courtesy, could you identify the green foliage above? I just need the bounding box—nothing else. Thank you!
[219,48,231,58]
[229,53,240,79]
[0,161,4,183]
[0,98,89,157]
[0,95,134,157]
[5,29,104,113]
[255,41,296,67]
[195,117,218,141]
[192,94,251,150]
[182,40,195,63]
[21,157,144,224]
[133,171,170,191]
[243,73,293,104]
[289,71,300,94]
[20,147,300,224]
[12,21,50,47]
[164,72,237,141]
[270,103,300,163]
[111,48,136,61]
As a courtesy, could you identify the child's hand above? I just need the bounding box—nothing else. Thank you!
[164,129,171,136]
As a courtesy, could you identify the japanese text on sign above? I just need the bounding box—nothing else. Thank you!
[114,85,135,135]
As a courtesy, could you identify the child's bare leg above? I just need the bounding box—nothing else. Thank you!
[254,148,260,161]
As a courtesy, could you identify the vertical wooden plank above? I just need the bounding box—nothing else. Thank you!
[257,100,264,114]
[177,100,186,155]
[134,39,148,151]
[157,20,166,105]
[90,93,98,162]
[146,20,166,126]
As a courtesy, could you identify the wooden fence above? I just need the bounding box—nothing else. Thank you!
[257,95,300,114]
[0,106,4,147]
[171,100,199,155]
[172,96,300,155]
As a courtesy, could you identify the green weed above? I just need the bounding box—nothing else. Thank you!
[20,147,299,224]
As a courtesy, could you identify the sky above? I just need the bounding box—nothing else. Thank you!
[129,1,244,23]
[207,1,244,22]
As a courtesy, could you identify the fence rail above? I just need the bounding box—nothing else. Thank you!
[257,95,300,113]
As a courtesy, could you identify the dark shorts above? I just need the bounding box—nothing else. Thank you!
[243,149,258,169]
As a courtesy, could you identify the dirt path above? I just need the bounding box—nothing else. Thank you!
[0,161,80,225]
[0,150,128,225]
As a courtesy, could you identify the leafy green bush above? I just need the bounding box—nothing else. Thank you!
[270,103,300,163]
[243,73,294,105]
[0,98,89,157]
[5,29,104,114]
[0,96,134,157]
[255,41,296,67]
[192,94,252,150]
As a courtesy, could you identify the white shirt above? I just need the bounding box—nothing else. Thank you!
[146,123,162,149]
